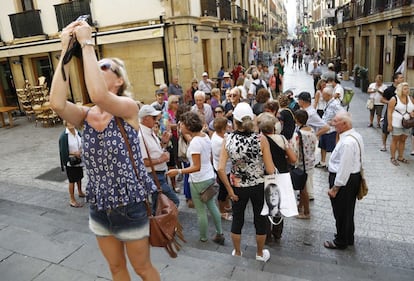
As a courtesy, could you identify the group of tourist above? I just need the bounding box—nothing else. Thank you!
[52,20,412,281]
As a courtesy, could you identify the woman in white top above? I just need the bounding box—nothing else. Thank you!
[167,112,224,244]
[313,79,327,118]
[367,74,387,128]
[59,121,84,208]
[211,116,233,221]
[387,82,414,165]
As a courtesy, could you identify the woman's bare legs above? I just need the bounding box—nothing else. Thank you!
[96,236,130,281]
[97,236,160,281]
[126,237,160,281]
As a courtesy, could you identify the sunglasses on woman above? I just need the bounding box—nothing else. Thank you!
[99,62,120,77]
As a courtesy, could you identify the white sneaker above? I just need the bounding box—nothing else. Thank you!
[256,249,270,262]
[231,249,243,257]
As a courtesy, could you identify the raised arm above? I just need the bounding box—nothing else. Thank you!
[50,21,88,127]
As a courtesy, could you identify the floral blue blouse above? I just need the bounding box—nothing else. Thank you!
[225,131,264,188]
[83,117,156,211]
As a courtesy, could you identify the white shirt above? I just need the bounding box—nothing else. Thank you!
[138,124,167,172]
[66,128,81,154]
[368,82,387,105]
[211,132,231,174]
[334,83,344,101]
[198,79,213,93]
[248,79,268,95]
[304,105,327,133]
[328,129,363,187]
[187,134,215,182]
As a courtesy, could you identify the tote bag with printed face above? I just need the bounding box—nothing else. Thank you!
[261,173,298,218]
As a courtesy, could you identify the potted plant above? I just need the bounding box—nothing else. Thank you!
[353,64,360,87]
[359,67,369,92]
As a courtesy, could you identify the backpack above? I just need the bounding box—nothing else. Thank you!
[252,79,265,94]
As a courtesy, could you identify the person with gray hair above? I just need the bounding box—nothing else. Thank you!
[315,87,345,168]
[191,90,214,126]
[325,111,363,250]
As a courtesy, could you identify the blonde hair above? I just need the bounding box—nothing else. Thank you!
[168,95,179,109]
[396,82,409,98]
[211,88,221,98]
[109,58,131,97]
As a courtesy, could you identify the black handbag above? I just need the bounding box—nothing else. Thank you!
[290,129,307,190]
[69,156,82,166]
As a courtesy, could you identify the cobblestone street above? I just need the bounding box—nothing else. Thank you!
[0,60,413,280]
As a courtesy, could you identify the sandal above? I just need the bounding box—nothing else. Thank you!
[391,158,400,166]
[397,158,409,164]
[70,202,83,208]
[324,240,346,250]
[221,213,233,221]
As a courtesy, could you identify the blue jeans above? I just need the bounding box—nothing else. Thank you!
[150,172,179,214]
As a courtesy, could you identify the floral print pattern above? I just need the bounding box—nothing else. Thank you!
[83,117,156,211]
[225,131,264,188]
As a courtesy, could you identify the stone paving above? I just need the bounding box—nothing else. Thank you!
[0,60,413,280]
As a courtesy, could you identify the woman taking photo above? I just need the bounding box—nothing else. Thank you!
[50,21,160,281]
[218,102,275,262]
[167,112,224,244]
[387,82,414,165]
[59,121,85,208]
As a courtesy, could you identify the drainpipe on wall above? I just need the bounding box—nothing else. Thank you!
[160,15,169,86]
[173,22,180,80]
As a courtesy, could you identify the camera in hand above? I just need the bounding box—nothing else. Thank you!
[61,15,90,81]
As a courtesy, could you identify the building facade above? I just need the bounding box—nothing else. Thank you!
[0,0,287,107]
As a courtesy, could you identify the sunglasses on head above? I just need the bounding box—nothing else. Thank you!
[99,62,120,77]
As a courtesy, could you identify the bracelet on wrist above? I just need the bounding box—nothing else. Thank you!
[178,169,182,175]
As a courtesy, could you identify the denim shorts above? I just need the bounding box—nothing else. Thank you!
[89,202,149,241]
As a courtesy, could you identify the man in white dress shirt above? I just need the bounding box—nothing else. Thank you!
[324,111,363,250]
[138,105,179,212]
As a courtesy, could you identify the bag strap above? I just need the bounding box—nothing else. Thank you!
[297,126,306,173]
[347,134,363,172]
[114,117,159,216]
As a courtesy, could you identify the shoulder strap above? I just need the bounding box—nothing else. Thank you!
[297,127,306,172]
[347,134,362,165]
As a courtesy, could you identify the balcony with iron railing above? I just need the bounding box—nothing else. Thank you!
[54,0,92,31]
[9,10,44,38]
[337,0,413,23]
[200,0,218,17]
[234,5,242,23]
[219,0,231,21]
[242,9,248,24]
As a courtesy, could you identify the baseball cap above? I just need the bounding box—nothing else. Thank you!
[139,104,161,118]
[202,72,208,77]
[297,92,312,103]
[233,102,254,122]
[155,89,164,95]
[328,63,334,68]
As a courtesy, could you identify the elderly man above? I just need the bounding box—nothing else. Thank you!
[151,89,168,112]
[315,87,345,168]
[168,76,183,103]
[138,105,179,212]
[297,91,330,200]
[191,90,214,127]
[325,111,363,250]
[198,72,216,95]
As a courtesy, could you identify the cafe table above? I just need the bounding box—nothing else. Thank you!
[0,106,18,128]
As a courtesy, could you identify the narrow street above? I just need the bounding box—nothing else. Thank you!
[0,60,413,280]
